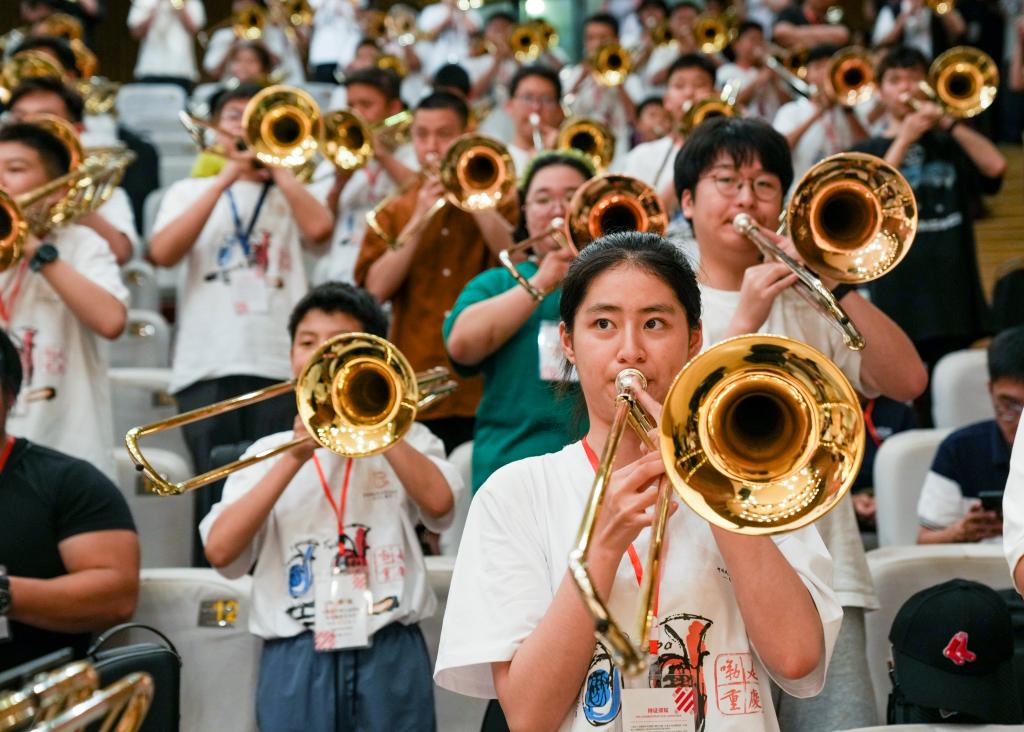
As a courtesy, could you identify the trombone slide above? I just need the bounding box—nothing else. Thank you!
[498,218,572,301]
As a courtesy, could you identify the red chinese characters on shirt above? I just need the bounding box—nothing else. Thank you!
[715,653,763,715]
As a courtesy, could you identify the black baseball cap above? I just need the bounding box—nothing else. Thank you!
[889,579,1022,723]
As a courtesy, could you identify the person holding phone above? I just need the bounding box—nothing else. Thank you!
[918,326,1024,544]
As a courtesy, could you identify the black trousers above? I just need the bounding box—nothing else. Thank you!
[176,375,296,565]
[312,63,338,83]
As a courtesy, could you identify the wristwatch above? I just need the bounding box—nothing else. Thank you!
[29,243,59,273]
[0,567,11,616]
[831,283,859,301]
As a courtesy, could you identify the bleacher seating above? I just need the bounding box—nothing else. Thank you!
[121,260,160,313]
[111,310,172,369]
[872,428,951,547]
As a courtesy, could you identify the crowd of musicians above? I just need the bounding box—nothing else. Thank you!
[0,0,1023,730]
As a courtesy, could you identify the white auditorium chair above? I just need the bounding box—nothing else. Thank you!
[158,155,197,189]
[873,429,951,547]
[117,84,188,131]
[113,447,192,568]
[126,569,261,732]
[111,310,172,369]
[423,556,488,731]
[121,260,160,313]
[189,82,221,114]
[440,441,473,557]
[932,349,993,429]
[109,367,191,468]
[864,545,1011,722]
[299,82,336,114]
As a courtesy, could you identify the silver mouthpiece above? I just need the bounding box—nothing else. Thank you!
[616,368,648,396]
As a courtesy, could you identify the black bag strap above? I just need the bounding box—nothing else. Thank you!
[87,623,180,661]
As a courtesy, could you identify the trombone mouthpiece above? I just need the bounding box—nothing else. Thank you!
[616,368,647,396]
[529,112,540,125]
[550,216,565,228]
[732,213,754,234]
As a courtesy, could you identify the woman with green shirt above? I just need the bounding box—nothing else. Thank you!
[444,152,595,493]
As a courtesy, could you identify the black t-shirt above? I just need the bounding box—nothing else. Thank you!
[852,131,1000,342]
[0,439,135,672]
[774,4,812,27]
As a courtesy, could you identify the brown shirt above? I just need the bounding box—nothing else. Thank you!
[355,181,519,420]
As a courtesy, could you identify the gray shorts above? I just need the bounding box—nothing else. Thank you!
[256,624,437,732]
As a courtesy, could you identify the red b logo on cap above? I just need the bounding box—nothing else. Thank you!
[942,631,977,665]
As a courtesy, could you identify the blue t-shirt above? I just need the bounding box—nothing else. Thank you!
[931,419,1012,499]
[443,262,582,492]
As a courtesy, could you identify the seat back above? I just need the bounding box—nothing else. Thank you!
[117,84,188,131]
[127,569,261,732]
[873,429,951,547]
[298,82,337,114]
[440,441,473,557]
[932,349,992,429]
[111,310,172,368]
[113,447,192,568]
[864,545,1012,721]
[121,260,160,313]
[109,367,191,470]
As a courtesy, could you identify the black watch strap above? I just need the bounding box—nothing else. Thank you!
[0,568,10,616]
[831,283,859,301]
[29,243,59,273]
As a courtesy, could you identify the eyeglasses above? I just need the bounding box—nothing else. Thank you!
[701,171,782,202]
[994,398,1024,424]
[525,192,575,208]
[515,94,559,108]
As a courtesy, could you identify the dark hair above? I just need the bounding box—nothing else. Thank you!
[513,151,595,241]
[486,11,515,25]
[433,63,471,97]
[733,19,764,40]
[877,45,929,80]
[674,116,793,201]
[671,1,703,15]
[0,121,71,178]
[636,95,665,116]
[211,82,264,120]
[666,52,717,86]
[12,36,77,77]
[415,90,469,127]
[560,231,701,333]
[988,326,1024,383]
[807,43,840,64]
[344,67,402,102]
[356,37,380,51]
[584,12,619,37]
[8,76,84,123]
[0,330,23,400]
[639,0,670,12]
[230,40,275,74]
[287,282,389,341]
[508,63,562,99]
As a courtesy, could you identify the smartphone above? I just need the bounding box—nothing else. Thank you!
[978,491,1003,516]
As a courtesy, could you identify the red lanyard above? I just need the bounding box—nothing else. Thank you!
[864,399,883,448]
[581,437,662,654]
[312,454,354,546]
[363,162,381,200]
[0,261,30,327]
[0,435,15,474]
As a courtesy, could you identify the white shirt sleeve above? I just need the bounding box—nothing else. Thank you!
[402,422,464,534]
[63,225,130,305]
[772,100,810,136]
[127,0,155,29]
[1004,435,1024,588]
[872,5,898,46]
[98,187,140,254]
[203,29,235,76]
[917,470,967,530]
[152,178,209,236]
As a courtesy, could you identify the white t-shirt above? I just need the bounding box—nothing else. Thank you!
[418,3,482,75]
[128,0,206,81]
[153,178,310,393]
[717,64,784,122]
[1003,435,1024,588]
[435,442,842,731]
[200,423,463,640]
[617,136,679,195]
[917,470,1003,545]
[697,284,878,609]
[308,0,363,67]
[3,225,129,479]
[773,98,863,187]
[560,64,632,168]
[202,26,306,83]
[872,3,934,59]
[306,158,398,285]
[98,187,140,256]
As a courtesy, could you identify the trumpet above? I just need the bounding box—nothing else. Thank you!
[570,334,864,673]
[366,134,516,250]
[556,117,616,171]
[901,46,998,119]
[590,42,631,87]
[733,152,918,351]
[321,109,412,171]
[126,333,458,496]
[499,174,667,300]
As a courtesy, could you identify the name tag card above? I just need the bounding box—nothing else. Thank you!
[621,688,693,732]
[313,564,371,652]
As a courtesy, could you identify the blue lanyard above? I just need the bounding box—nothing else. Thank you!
[225,182,272,258]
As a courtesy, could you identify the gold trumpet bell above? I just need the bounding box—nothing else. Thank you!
[439,134,516,211]
[826,48,875,107]
[322,110,373,171]
[661,334,864,534]
[556,116,616,171]
[927,46,998,118]
[566,174,668,248]
[788,152,917,283]
[242,85,322,170]
[592,42,631,86]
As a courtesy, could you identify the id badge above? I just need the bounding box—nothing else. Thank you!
[537,320,576,382]
[231,268,270,315]
[313,559,371,652]
[621,688,694,732]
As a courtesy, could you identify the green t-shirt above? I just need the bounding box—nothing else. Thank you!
[443,262,583,493]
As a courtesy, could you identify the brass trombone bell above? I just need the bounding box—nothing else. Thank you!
[660,334,864,534]
[825,47,875,107]
[556,116,616,171]
[565,174,668,250]
[923,45,998,118]
[375,52,408,79]
[693,13,734,54]
[322,110,374,171]
[591,42,632,86]
[0,50,66,104]
[35,13,84,43]
[242,85,323,170]
[234,5,266,40]
[386,4,420,46]
[125,333,458,496]
[510,22,544,63]
[680,95,737,135]
[928,0,954,14]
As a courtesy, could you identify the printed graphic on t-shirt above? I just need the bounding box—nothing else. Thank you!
[901,145,962,234]
[205,229,285,286]
[9,327,60,416]
[580,612,714,729]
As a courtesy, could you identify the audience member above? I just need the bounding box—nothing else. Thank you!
[127,0,205,93]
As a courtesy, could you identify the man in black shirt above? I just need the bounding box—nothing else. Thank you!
[0,330,138,672]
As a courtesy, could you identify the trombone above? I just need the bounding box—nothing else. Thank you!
[499,174,668,300]
[0,50,66,104]
[901,46,998,119]
[556,117,616,171]
[693,13,736,54]
[763,46,875,108]
[321,109,412,171]
[570,334,864,673]
[125,333,458,496]
[590,42,632,87]
[679,90,738,136]
[365,134,516,250]
[733,152,918,351]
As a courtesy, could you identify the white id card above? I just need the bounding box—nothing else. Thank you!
[313,563,371,651]
[621,688,694,732]
[231,268,270,315]
[538,320,576,382]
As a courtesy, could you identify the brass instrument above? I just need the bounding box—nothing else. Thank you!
[693,13,735,54]
[590,42,631,87]
[276,0,314,28]
[570,334,864,672]
[35,13,84,43]
[368,134,515,250]
[928,0,954,14]
[386,4,420,46]
[679,92,737,135]
[0,50,66,104]
[556,117,616,171]
[125,334,457,495]
[374,52,407,79]
[68,39,96,80]
[199,5,266,47]
[0,661,98,728]
[733,152,917,351]
[28,672,153,732]
[361,10,387,41]
[764,53,815,97]
[76,77,122,116]
[510,22,544,63]
[825,47,875,107]
[321,109,411,171]
[903,46,998,119]
[532,19,559,51]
